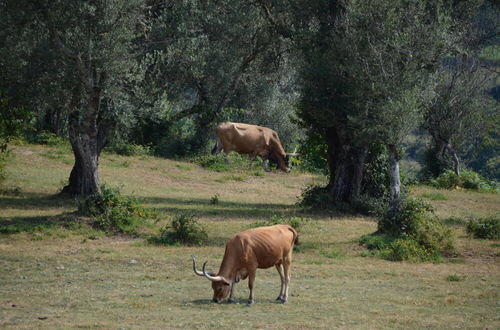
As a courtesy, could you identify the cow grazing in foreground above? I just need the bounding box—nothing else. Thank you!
[192,224,299,305]
[211,122,298,172]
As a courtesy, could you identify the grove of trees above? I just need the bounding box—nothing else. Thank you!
[1,0,498,205]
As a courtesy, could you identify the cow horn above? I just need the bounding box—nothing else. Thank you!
[191,256,204,276]
[202,261,227,283]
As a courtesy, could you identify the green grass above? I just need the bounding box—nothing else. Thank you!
[420,192,446,200]
[0,144,499,329]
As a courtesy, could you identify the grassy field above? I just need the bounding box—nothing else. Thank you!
[1,144,499,329]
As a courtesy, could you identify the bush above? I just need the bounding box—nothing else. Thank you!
[361,196,454,262]
[191,152,260,172]
[249,215,310,232]
[150,214,208,246]
[429,170,499,192]
[34,131,67,146]
[105,143,152,156]
[381,237,442,262]
[466,216,500,239]
[79,185,154,234]
[297,185,334,210]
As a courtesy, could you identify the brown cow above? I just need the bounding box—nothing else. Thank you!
[211,122,297,172]
[192,224,298,305]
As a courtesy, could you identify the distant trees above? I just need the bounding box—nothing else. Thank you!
[132,0,295,155]
[423,60,496,176]
[0,0,497,199]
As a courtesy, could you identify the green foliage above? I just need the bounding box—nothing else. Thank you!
[191,152,260,173]
[79,186,154,235]
[105,143,152,157]
[361,196,454,262]
[429,170,499,192]
[249,215,310,232]
[297,185,334,210]
[33,131,67,146]
[381,237,443,262]
[297,132,328,174]
[466,216,500,240]
[150,214,208,246]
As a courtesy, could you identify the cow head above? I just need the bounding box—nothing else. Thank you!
[192,256,231,303]
[269,151,298,173]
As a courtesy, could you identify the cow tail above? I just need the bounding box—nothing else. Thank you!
[288,226,300,246]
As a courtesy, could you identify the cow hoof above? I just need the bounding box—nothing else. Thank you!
[276,298,287,304]
[227,298,237,304]
[247,299,255,306]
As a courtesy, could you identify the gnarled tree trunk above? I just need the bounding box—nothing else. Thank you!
[325,128,367,204]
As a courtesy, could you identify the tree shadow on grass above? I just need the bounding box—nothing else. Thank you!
[138,196,304,220]
[0,212,87,235]
[0,191,77,210]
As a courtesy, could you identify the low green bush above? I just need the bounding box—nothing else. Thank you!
[361,196,454,263]
[105,143,152,157]
[149,214,208,246]
[191,152,261,172]
[79,185,155,234]
[34,131,67,146]
[249,215,310,232]
[297,185,334,210]
[466,216,500,240]
[429,170,499,192]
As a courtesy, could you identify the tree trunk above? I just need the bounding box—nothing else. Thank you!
[60,90,102,196]
[388,144,401,202]
[444,143,460,176]
[325,128,367,204]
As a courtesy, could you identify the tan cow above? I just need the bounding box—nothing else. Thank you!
[192,224,299,305]
[211,122,297,172]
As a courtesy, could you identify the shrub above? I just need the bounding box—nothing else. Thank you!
[150,214,208,246]
[191,152,261,172]
[191,154,230,172]
[297,185,334,210]
[249,215,310,232]
[361,196,454,262]
[382,237,442,262]
[79,185,154,234]
[429,170,499,192]
[466,216,500,239]
[105,143,152,156]
[34,131,67,146]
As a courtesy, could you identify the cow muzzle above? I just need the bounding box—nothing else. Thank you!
[212,297,222,304]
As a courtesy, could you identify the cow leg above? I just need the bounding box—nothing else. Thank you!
[275,263,285,301]
[247,269,256,305]
[228,282,237,303]
[282,254,292,303]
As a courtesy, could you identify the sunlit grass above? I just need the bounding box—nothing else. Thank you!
[0,144,498,329]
